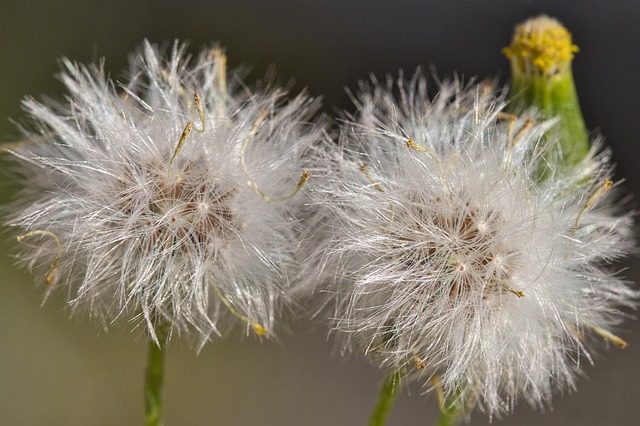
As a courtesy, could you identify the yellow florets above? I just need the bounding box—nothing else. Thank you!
[503,15,579,76]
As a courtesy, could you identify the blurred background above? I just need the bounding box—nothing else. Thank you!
[1,1,639,425]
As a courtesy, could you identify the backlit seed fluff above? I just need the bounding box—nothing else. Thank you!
[301,72,637,416]
[4,40,322,344]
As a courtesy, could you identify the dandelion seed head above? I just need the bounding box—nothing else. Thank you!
[302,72,637,416]
[5,40,322,344]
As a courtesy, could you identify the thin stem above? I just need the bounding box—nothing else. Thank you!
[432,376,462,426]
[368,370,401,426]
[435,406,461,426]
[145,325,168,426]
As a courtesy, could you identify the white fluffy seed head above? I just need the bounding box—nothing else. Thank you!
[301,72,637,416]
[5,40,323,345]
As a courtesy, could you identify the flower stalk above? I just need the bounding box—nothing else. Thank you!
[368,370,402,426]
[432,377,462,426]
[435,409,461,426]
[145,324,168,426]
[144,325,167,426]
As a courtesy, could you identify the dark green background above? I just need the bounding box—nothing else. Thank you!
[1,1,639,425]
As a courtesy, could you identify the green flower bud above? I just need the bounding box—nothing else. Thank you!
[504,15,589,172]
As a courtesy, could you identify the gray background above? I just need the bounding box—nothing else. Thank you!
[1,1,639,425]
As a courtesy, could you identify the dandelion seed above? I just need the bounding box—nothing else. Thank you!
[3,40,322,344]
[302,72,636,417]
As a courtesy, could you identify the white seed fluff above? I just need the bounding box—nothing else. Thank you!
[5,40,322,344]
[302,72,636,416]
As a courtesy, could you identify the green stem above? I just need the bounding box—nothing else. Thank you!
[435,404,462,426]
[368,370,402,426]
[145,325,168,426]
